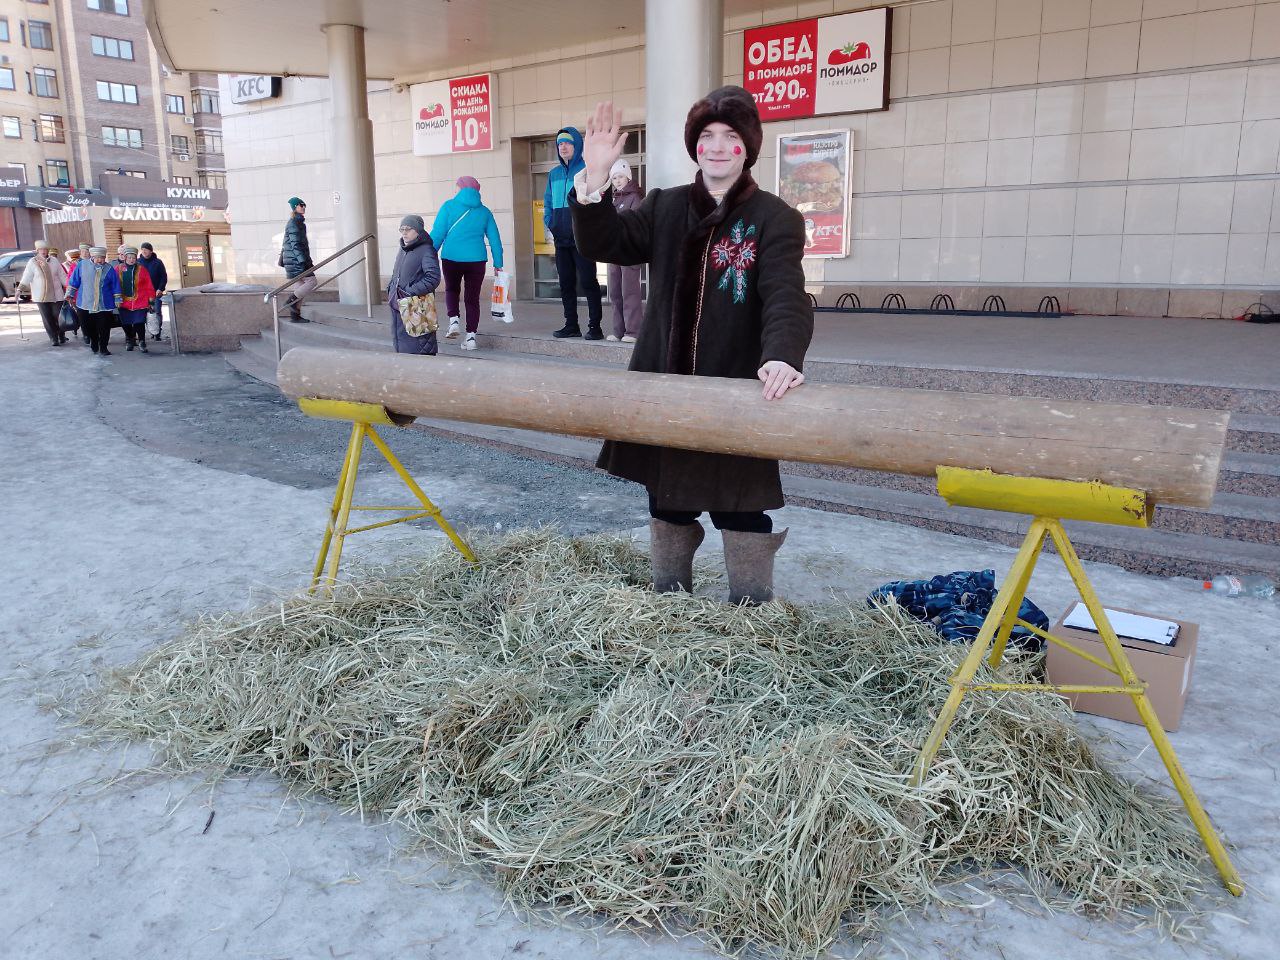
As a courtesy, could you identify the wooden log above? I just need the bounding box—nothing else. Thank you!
[277,347,1228,508]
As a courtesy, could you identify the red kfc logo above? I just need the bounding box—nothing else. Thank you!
[826,41,871,65]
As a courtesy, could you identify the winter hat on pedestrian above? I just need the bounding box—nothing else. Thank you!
[78,243,91,253]
[399,214,425,233]
[123,245,139,256]
[456,175,481,191]
[683,85,764,170]
[34,240,49,250]
[140,242,154,251]
[609,159,632,181]
[556,131,575,144]
[89,246,107,257]
[288,196,305,209]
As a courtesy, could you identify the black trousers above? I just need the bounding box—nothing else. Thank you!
[554,245,603,327]
[648,493,773,534]
[36,301,61,343]
[82,310,115,352]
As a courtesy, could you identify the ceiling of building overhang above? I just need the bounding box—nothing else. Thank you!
[146,0,824,81]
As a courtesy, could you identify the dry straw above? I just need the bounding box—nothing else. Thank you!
[82,531,1215,956]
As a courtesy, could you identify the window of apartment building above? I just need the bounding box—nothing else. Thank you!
[96,80,138,103]
[172,176,191,185]
[194,91,219,114]
[102,125,142,148]
[170,134,189,153]
[120,170,144,178]
[199,173,225,190]
[28,20,54,49]
[45,159,69,186]
[91,35,133,59]
[33,66,58,97]
[2,117,20,139]
[88,0,130,14]
[0,68,14,91]
[38,114,63,142]
[0,17,9,43]
[196,131,222,154]
[166,94,185,114]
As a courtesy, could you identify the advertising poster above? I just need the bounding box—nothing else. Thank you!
[411,73,495,156]
[743,7,891,121]
[776,130,852,258]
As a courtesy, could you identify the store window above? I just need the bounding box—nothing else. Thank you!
[194,91,219,114]
[102,125,143,148]
[199,173,225,190]
[38,113,63,142]
[88,0,130,14]
[2,116,20,139]
[529,128,646,301]
[96,79,138,103]
[34,66,58,97]
[165,94,185,114]
[91,35,133,59]
[45,158,69,186]
[28,20,53,49]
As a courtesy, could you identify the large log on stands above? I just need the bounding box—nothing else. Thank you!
[277,347,1228,508]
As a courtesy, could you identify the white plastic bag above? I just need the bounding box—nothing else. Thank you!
[490,269,515,323]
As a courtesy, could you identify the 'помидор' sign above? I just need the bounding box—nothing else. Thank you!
[743,7,892,121]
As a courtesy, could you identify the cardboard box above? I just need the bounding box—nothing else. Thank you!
[1046,603,1198,732]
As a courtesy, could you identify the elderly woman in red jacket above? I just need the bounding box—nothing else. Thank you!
[114,246,156,352]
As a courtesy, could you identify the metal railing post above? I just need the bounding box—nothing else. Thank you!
[272,293,281,362]
[364,236,372,319]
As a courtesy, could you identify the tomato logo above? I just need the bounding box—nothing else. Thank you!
[418,103,444,120]
[827,41,871,65]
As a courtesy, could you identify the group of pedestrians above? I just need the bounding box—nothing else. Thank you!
[20,240,168,356]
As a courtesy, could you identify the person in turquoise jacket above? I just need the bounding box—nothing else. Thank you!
[542,126,603,340]
[430,176,504,351]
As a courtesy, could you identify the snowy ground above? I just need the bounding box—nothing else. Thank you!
[1,313,1277,959]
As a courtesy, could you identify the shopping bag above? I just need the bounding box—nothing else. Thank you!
[490,269,515,323]
[59,301,79,332]
[145,301,162,337]
[398,293,438,337]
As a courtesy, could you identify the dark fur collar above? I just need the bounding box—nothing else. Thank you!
[666,172,759,374]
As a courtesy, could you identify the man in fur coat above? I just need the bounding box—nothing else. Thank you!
[570,86,813,604]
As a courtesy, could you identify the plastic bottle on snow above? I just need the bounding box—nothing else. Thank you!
[1203,575,1276,598]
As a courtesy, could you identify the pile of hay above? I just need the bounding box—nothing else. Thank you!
[83,531,1213,955]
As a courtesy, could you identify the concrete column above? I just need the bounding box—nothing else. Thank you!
[644,0,724,189]
[323,23,380,305]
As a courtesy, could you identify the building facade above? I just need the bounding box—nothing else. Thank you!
[0,0,228,253]
[214,0,1280,320]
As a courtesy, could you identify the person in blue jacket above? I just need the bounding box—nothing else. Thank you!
[430,176,504,352]
[66,246,123,356]
[543,126,603,340]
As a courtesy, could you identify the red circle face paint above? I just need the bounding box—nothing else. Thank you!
[733,145,742,155]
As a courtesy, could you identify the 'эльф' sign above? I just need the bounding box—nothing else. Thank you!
[743,7,892,122]
[411,74,495,156]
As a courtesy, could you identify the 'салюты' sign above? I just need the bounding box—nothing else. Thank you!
[743,7,892,121]
[412,73,495,156]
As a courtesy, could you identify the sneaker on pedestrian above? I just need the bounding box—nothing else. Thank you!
[606,334,619,342]
[552,324,582,339]
[463,333,477,351]
[445,318,462,339]
[621,335,637,343]
[584,326,605,341]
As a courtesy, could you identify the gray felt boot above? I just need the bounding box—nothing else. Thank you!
[649,519,706,593]
[722,528,788,605]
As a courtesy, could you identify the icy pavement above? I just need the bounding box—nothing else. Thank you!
[1,330,1277,960]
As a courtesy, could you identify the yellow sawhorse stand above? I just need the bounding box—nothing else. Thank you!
[910,467,1243,896]
[298,398,475,590]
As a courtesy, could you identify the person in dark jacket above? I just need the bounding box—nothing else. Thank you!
[138,242,168,340]
[605,159,644,342]
[570,88,812,604]
[388,215,442,355]
[543,126,604,340]
[278,197,315,323]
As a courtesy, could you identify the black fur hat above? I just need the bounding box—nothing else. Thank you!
[684,85,764,169]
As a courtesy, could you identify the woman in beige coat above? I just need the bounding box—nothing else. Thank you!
[19,241,68,346]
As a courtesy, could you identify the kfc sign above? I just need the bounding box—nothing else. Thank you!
[744,7,892,121]
[230,74,282,104]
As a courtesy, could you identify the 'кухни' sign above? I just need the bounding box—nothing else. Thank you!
[743,7,892,121]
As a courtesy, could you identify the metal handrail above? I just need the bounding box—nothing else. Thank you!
[265,232,376,361]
